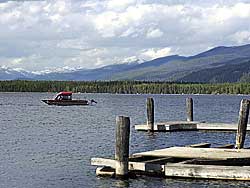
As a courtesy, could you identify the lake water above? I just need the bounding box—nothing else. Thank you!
[1,93,250,188]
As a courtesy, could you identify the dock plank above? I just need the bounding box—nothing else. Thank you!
[135,122,250,132]
[165,163,250,180]
[135,121,199,131]
[197,123,238,131]
[91,158,164,172]
[186,143,211,148]
[133,147,250,160]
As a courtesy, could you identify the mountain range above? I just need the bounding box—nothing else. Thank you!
[2,44,250,83]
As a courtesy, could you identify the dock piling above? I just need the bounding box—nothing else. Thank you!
[236,99,250,149]
[186,98,193,122]
[115,116,130,178]
[147,98,154,131]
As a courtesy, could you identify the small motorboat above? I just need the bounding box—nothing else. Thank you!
[42,91,97,106]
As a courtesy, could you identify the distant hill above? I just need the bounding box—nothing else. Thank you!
[32,55,186,81]
[33,61,140,81]
[110,44,250,81]
[1,44,250,83]
[178,59,250,83]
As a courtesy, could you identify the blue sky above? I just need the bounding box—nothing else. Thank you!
[1,0,250,73]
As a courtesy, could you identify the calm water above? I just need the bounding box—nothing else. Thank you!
[1,93,250,188]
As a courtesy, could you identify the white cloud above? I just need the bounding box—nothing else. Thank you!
[122,56,140,63]
[231,31,250,44]
[146,28,164,38]
[0,0,250,71]
[140,47,173,60]
[107,0,136,10]
[11,58,23,65]
[95,57,105,66]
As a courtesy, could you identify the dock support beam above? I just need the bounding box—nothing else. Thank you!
[236,99,250,149]
[147,98,154,131]
[115,116,130,178]
[186,98,193,122]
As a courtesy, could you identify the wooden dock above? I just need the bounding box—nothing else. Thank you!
[133,147,250,159]
[91,144,250,180]
[135,97,250,132]
[91,99,250,180]
[135,121,250,132]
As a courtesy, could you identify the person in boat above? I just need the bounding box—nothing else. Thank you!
[90,99,97,104]
[54,92,72,101]
[54,95,61,101]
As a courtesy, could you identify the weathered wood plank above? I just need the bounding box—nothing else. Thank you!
[186,98,193,121]
[177,158,250,166]
[133,147,250,160]
[147,98,154,131]
[130,162,164,172]
[115,116,130,177]
[165,163,250,180]
[236,99,250,149]
[135,124,168,131]
[135,121,198,131]
[91,158,116,168]
[141,157,176,164]
[135,122,250,132]
[197,123,239,131]
[216,144,235,149]
[168,123,197,131]
[91,158,164,172]
[92,157,250,179]
[96,167,115,177]
[186,143,211,148]
[197,123,250,131]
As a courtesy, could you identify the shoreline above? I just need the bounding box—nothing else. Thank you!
[1,80,250,95]
[0,91,250,97]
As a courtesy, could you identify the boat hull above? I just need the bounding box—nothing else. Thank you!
[42,99,89,106]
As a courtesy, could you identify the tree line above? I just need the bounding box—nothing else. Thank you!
[1,80,250,94]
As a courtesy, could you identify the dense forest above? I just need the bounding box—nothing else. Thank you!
[1,80,250,94]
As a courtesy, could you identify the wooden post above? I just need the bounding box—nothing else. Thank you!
[147,97,154,131]
[236,99,250,149]
[186,98,193,122]
[115,116,130,178]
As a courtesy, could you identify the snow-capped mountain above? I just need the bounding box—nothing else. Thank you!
[0,67,34,80]
[2,44,250,82]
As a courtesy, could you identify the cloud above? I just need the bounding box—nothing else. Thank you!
[106,0,136,10]
[140,47,173,60]
[231,31,250,44]
[146,28,164,38]
[0,0,250,71]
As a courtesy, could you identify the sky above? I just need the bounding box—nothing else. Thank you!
[1,0,250,72]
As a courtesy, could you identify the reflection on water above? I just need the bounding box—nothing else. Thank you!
[0,93,250,188]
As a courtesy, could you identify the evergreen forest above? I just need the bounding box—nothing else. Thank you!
[1,80,250,94]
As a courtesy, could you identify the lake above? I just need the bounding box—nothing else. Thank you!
[1,92,250,188]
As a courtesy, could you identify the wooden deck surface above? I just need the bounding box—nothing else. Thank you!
[133,147,250,160]
[165,163,250,180]
[91,146,250,180]
[135,121,250,132]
